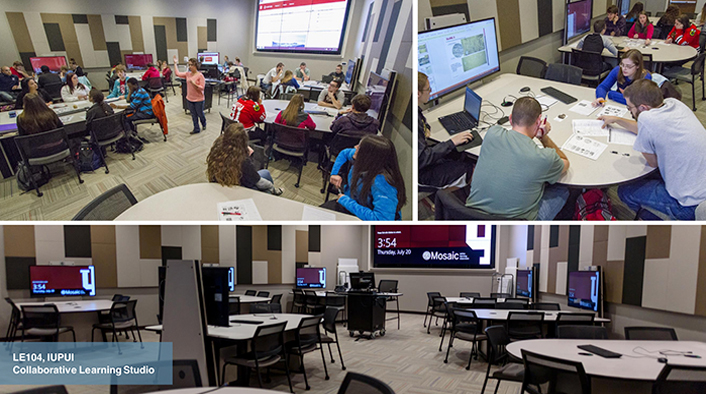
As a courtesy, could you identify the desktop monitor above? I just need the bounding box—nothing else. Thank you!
[201,266,231,327]
[366,71,389,119]
[296,267,326,289]
[349,272,375,290]
[345,59,356,85]
[29,56,67,74]
[567,269,601,312]
[124,54,153,69]
[29,265,96,297]
[516,269,533,299]
[200,64,220,79]
[565,0,593,43]
[417,18,500,101]
[197,52,220,65]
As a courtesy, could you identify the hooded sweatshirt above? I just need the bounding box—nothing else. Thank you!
[330,112,379,136]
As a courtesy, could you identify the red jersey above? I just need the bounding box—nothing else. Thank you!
[142,67,161,81]
[668,24,701,48]
[230,98,266,129]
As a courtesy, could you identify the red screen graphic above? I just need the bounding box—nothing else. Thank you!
[125,54,153,68]
[296,267,325,288]
[30,266,88,295]
[376,225,477,248]
[30,56,67,74]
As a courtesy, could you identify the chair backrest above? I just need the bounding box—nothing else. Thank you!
[323,306,341,334]
[521,349,591,394]
[508,311,544,322]
[220,112,238,134]
[244,290,257,296]
[147,77,164,89]
[472,297,497,308]
[322,74,334,83]
[111,294,130,302]
[308,87,324,102]
[12,386,69,394]
[434,188,519,220]
[270,294,282,304]
[271,122,309,152]
[491,293,511,299]
[325,294,346,307]
[229,296,241,315]
[250,303,273,314]
[111,299,138,324]
[426,292,441,307]
[496,302,529,310]
[643,53,654,73]
[378,280,398,293]
[109,359,202,394]
[21,304,60,330]
[296,314,324,347]
[257,291,270,298]
[337,372,396,394]
[252,321,287,360]
[460,292,480,298]
[431,296,448,310]
[624,326,678,341]
[14,127,70,163]
[653,364,706,394]
[293,289,306,304]
[691,53,706,76]
[504,298,530,304]
[451,309,480,332]
[485,325,511,364]
[556,325,608,340]
[44,82,64,101]
[546,62,584,85]
[556,313,595,325]
[91,112,124,142]
[516,56,548,78]
[532,302,561,311]
[329,130,365,157]
[72,184,138,220]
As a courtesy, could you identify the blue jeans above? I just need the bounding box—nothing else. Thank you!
[258,169,273,183]
[618,179,696,220]
[0,91,15,102]
[537,184,571,220]
[187,100,206,132]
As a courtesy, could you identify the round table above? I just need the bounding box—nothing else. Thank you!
[559,36,697,65]
[150,388,284,394]
[261,99,338,132]
[115,183,358,221]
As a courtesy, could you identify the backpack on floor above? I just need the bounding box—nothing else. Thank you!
[115,136,144,153]
[16,163,50,192]
[574,189,616,221]
[78,141,103,172]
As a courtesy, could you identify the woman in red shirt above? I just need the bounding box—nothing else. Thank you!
[141,63,161,81]
[275,94,316,130]
[628,12,654,43]
[666,14,701,48]
[230,86,266,141]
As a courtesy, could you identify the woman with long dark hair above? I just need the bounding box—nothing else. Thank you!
[625,2,643,23]
[16,93,63,136]
[60,72,89,102]
[207,123,282,195]
[628,11,654,43]
[322,134,406,220]
[14,77,52,109]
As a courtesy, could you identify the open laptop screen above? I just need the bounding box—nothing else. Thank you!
[464,86,482,123]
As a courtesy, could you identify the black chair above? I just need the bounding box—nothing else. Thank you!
[20,304,76,342]
[229,296,241,316]
[89,113,135,173]
[97,294,131,337]
[250,303,275,314]
[322,74,334,83]
[460,292,480,298]
[532,302,561,311]
[5,298,22,341]
[548,60,587,86]
[427,296,448,334]
[286,314,329,390]
[308,87,324,103]
[438,300,457,350]
[305,290,326,315]
[132,115,167,142]
[291,289,306,313]
[472,297,497,309]
[269,294,283,313]
[321,130,363,198]
[556,325,608,339]
[43,82,64,102]
[110,359,202,394]
[219,112,238,135]
[443,309,487,370]
[434,188,520,220]
[517,56,548,78]
[490,293,511,299]
[337,372,395,394]
[72,183,137,220]
[163,73,177,96]
[266,122,310,188]
[378,279,400,329]
[507,311,544,341]
[662,53,706,111]
[653,364,706,394]
[423,292,441,328]
[496,302,529,310]
[14,127,83,197]
[257,291,270,298]
[244,290,257,296]
[555,312,595,326]
[481,325,524,394]
[221,321,293,392]
[146,77,166,102]
[521,349,591,394]
[11,386,68,394]
[504,298,530,305]
[92,300,142,351]
[325,293,346,323]
[643,53,655,73]
[320,306,346,370]
[570,48,612,83]
[624,326,678,341]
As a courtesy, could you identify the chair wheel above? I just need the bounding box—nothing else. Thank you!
[79,179,84,184]
[306,386,311,390]
[444,360,448,363]
[325,376,330,380]
[320,188,325,193]
[295,183,300,188]
[105,170,109,174]
[342,367,346,370]
[465,366,470,370]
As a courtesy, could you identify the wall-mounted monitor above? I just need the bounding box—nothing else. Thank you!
[124,54,153,69]
[516,269,533,298]
[372,225,496,269]
[365,71,389,120]
[417,18,500,101]
[255,0,352,54]
[567,269,602,312]
[201,266,231,327]
[345,59,355,85]
[565,0,593,43]
[29,265,95,297]
[29,56,67,74]
[197,52,220,65]
[350,272,375,290]
[296,267,326,289]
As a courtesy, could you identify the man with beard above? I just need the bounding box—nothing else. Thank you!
[599,79,706,220]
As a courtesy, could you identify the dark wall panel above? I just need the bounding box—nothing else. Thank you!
[161,246,182,266]
[5,257,35,290]
[267,226,282,251]
[176,18,188,42]
[114,15,129,25]
[376,0,402,74]
[64,225,92,258]
[373,0,389,42]
[207,19,217,42]
[236,226,252,285]
[568,225,581,274]
[19,52,36,73]
[44,23,65,51]
[527,225,535,250]
[72,14,88,24]
[106,42,122,67]
[363,3,374,41]
[537,0,554,37]
[308,225,321,252]
[549,225,560,248]
[153,25,168,65]
[622,236,647,306]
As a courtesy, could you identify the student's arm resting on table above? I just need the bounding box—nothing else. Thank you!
[598,115,638,134]
[336,176,398,221]
[60,86,79,102]
[539,134,570,174]
[595,67,619,101]
[301,115,316,130]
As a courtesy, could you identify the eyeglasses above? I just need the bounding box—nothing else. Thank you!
[620,63,637,70]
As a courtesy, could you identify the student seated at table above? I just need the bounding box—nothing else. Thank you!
[0,66,20,102]
[234,57,244,67]
[599,79,706,220]
[280,70,300,92]
[275,94,316,130]
[295,62,310,81]
[69,58,84,77]
[262,62,284,92]
[108,66,128,99]
[37,65,62,90]
[625,2,643,24]
[331,94,379,137]
[141,63,161,81]
[318,80,344,109]
[657,5,680,39]
[16,93,63,136]
[85,88,114,133]
[59,66,69,83]
[60,72,89,102]
[10,61,30,79]
[628,11,654,43]
[577,20,619,69]
[328,64,345,83]
[605,5,627,36]
[230,86,267,141]
[665,14,701,49]
[160,61,172,81]
[323,134,406,220]
[110,78,154,141]
[207,123,283,195]
[15,77,52,109]
[466,97,570,221]
[593,49,651,106]
[417,72,473,189]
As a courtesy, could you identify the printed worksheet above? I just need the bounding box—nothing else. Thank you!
[562,134,608,160]
[596,105,628,118]
[608,128,638,146]
[302,205,336,221]
[217,199,262,221]
[568,100,597,116]
[572,119,609,137]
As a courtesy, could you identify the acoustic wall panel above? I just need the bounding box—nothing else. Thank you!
[468,0,502,50]
[140,260,161,287]
[666,226,701,315]
[106,42,122,68]
[552,0,565,33]
[161,246,182,266]
[607,226,627,261]
[175,18,188,42]
[622,236,646,306]
[5,226,36,258]
[496,0,522,50]
[646,226,672,259]
[44,23,65,51]
[252,261,268,285]
[296,231,309,263]
[519,0,540,43]
[549,225,560,247]
[567,226,580,274]
[87,15,107,51]
[578,225,594,269]
[139,225,162,260]
[181,226,201,261]
[90,225,117,288]
[527,225,535,250]
[281,226,296,284]
[268,226,282,251]
[626,226,647,238]
[197,26,208,53]
[218,226,236,267]
[537,0,554,37]
[200,226,219,264]
[642,258,671,311]
[116,226,141,288]
[161,226,183,247]
[539,225,550,292]
[24,12,51,57]
[555,262,568,295]
[207,19,217,42]
[154,25,168,64]
[5,257,35,290]
[308,226,321,252]
[34,225,63,265]
[695,226,706,317]
[64,225,91,258]
[128,16,144,53]
[429,0,470,22]
[6,12,35,54]
[236,226,252,285]
[600,260,625,304]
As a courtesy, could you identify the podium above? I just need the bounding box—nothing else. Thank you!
[347,292,387,339]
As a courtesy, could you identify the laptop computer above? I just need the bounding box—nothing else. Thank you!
[439,85,482,135]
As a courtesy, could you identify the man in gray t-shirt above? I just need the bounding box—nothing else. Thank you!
[318,80,345,109]
[466,97,570,220]
[295,62,310,81]
[600,79,706,220]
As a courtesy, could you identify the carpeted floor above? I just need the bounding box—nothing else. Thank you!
[0,313,521,394]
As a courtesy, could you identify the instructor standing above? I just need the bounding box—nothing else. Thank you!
[173,56,207,134]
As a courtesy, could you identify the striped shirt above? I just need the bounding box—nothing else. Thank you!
[128,88,153,116]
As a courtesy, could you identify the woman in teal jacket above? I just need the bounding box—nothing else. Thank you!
[107,68,128,99]
[321,135,406,220]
